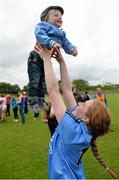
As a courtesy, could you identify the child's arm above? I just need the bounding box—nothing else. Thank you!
[62,32,78,56]
[59,31,78,56]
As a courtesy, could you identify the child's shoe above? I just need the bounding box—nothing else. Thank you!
[38,97,49,111]
[32,103,40,114]
[29,96,49,111]
[29,96,38,106]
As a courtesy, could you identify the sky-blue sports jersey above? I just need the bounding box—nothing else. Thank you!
[48,108,93,179]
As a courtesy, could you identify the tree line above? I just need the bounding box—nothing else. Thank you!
[0,82,20,94]
[0,80,119,95]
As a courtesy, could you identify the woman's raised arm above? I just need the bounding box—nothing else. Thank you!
[35,48,66,123]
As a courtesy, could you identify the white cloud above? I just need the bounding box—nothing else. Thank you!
[0,0,119,88]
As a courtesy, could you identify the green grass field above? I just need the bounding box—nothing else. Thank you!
[0,93,119,179]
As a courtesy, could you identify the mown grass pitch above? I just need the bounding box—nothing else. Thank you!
[0,93,119,179]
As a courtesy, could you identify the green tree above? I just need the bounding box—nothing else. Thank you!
[0,82,11,94]
[0,82,20,94]
[72,79,89,91]
[11,84,20,94]
[23,85,29,93]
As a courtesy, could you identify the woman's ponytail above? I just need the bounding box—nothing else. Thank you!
[91,137,119,179]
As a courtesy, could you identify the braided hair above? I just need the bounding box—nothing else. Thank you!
[84,99,118,179]
[91,137,119,179]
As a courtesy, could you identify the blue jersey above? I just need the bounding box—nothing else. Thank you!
[48,108,93,179]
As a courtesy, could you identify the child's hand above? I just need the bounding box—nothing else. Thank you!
[71,48,78,57]
[53,43,62,50]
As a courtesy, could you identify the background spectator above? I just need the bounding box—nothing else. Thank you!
[0,95,7,122]
[18,91,26,124]
[82,91,91,102]
[6,94,11,117]
[11,95,18,122]
[72,87,83,103]
[93,87,108,108]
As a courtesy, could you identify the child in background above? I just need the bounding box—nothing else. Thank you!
[11,96,18,122]
[42,101,58,137]
[28,6,78,111]
[0,95,7,122]
[6,94,11,117]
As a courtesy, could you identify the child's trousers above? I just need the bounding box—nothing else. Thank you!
[28,50,46,98]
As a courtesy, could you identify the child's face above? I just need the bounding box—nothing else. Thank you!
[46,9,63,28]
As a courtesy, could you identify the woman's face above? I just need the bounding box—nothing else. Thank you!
[47,9,63,28]
[75,100,95,123]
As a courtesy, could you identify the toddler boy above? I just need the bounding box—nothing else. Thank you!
[28,6,78,110]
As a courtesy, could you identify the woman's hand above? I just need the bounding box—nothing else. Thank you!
[55,49,64,63]
[34,47,54,61]
[34,46,65,71]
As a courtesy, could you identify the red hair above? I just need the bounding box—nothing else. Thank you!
[86,99,110,136]
[85,100,118,179]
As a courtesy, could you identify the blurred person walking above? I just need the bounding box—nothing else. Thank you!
[11,95,18,122]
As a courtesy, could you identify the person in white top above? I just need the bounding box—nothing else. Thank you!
[0,95,7,122]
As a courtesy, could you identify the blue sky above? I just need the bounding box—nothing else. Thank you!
[0,0,119,88]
